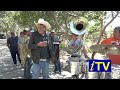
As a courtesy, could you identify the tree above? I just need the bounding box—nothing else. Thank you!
[3,11,119,52]
[91,11,120,59]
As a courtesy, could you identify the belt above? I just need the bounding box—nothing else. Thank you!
[39,59,47,61]
[71,54,80,57]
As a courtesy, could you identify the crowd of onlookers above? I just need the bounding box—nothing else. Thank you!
[6,18,62,79]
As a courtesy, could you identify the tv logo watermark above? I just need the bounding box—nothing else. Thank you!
[88,60,111,72]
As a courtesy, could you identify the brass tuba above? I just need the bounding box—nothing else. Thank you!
[70,17,88,36]
[66,17,89,54]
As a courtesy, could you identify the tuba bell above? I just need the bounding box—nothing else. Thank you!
[66,17,89,54]
[70,17,88,36]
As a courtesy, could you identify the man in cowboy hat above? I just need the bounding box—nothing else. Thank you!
[28,18,51,79]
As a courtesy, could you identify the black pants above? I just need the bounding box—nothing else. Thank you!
[10,50,21,64]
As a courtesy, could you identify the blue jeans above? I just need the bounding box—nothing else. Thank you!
[30,60,49,79]
[24,57,32,79]
[54,58,61,73]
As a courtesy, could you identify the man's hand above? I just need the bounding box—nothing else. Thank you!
[111,41,120,47]
[37,42,47,47]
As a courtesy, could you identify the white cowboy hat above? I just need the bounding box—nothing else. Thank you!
[34,19,51,30]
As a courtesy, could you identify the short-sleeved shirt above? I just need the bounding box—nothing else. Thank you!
[68,38,84,55]
[101,36,120,64]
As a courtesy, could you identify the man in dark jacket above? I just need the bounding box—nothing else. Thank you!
[7,32,21,65]
[28,18,51,79]
[50,31,61,74]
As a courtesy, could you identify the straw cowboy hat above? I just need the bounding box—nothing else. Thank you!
[34,19,51,30]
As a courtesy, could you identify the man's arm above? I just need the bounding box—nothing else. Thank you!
[28,33,38,50]
[80,40,90,59]
[7,38,10,49]
[82,45,90,59]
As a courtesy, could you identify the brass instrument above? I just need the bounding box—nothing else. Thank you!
[70,17,89,36]
[51,17,88,37]
[90,44,120,55]
[66,17,89,54]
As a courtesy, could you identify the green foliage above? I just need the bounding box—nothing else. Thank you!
[0,11,119,44]
[13,11,42,28]
[11,11,108,34]
[59,43,65,49]
[0,11,19,32]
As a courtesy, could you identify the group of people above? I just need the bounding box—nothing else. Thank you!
[7,29,33,66]
[7,18,120,79]
[7,19,62,79]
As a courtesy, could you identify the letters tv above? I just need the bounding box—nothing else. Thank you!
[88,60,111,72]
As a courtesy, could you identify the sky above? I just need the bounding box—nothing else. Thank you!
[109,17,120,29]
[89,15,120,32]
[105,12,120,32]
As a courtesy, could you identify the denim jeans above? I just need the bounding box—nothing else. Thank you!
[54,58,61,73]
[24,57,33,79]
[30,60,49,79]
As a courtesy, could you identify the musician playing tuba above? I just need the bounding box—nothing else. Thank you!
[68,33,89,59]
[66,17,90,78]
[67,17,90,59]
